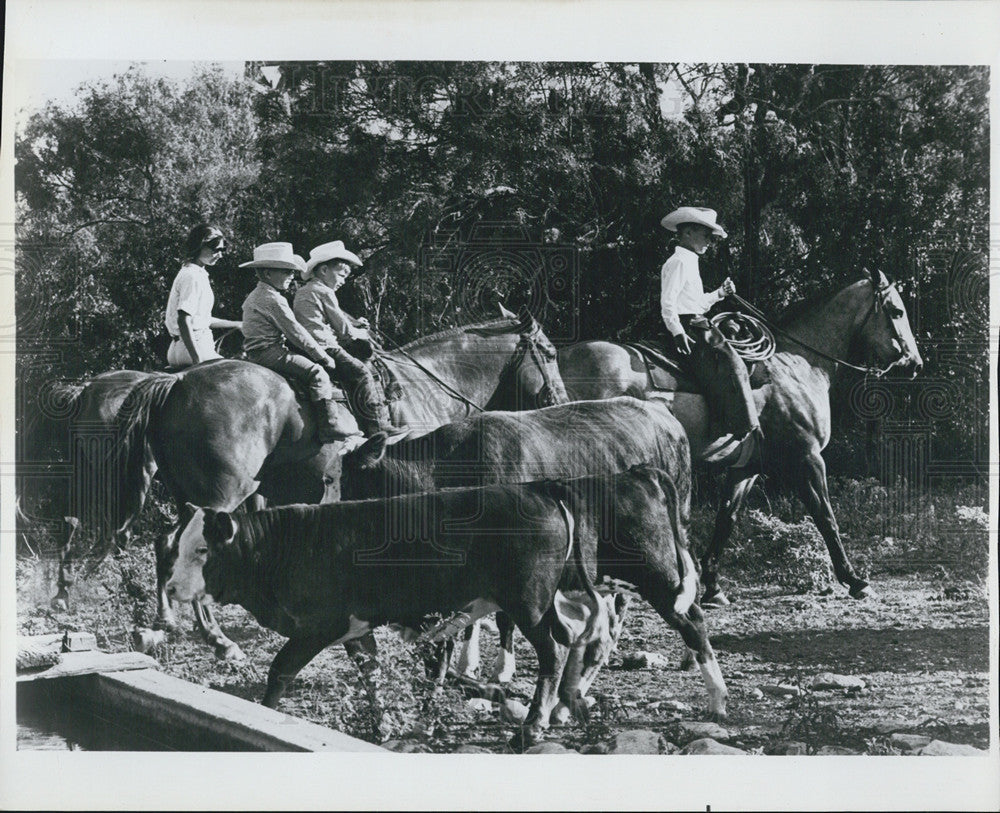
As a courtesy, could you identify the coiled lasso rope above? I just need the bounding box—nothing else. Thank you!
[710,311,776,362]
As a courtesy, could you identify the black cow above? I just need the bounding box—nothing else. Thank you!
[338,396,691,688]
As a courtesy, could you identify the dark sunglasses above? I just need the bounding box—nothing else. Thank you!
[205,239,227,253]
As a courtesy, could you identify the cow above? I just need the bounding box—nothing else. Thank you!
[166,475,615,746]
[166,465,727,748]
[338,396,691,687]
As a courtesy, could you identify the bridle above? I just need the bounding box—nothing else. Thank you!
[731,279,906,378]
[500,326,563,408]
[369,321,561,413]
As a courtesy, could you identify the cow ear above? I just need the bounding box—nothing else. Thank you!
[214,511,238,543]
[355,433,388,468]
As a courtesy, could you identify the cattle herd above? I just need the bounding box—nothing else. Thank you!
[164,395,722,749]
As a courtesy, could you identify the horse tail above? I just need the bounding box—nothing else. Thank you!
[114,375,179,532]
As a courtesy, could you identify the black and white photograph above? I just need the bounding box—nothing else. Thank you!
[2,1,997,810]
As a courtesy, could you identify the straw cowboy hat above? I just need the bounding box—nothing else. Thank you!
[660,207,728,239]
[239,242,306,273]
[304,241,364,279]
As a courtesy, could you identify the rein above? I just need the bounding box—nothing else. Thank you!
[369,327,484,413]
[369,324,558,413]
[729,284,898,377]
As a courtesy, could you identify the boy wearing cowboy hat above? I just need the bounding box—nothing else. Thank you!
[240,242,355,443]
[293,240,406,438]
[659,206,759,463]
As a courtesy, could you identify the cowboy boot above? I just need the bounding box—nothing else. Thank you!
[351,374,408,439]
[316,398,358,444]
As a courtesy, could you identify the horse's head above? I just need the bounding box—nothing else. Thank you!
[504,309,569,409]
[856,269,923,378]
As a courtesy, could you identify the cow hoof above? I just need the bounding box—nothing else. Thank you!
[154,615,180,633]
[215,641,246,662]
[508,727,543,753]
[848,581,876,600]
[551,703,571,725]
[700,589,730,608]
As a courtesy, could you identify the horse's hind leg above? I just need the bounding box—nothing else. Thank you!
[669,603,727,721]
[700,472,758,607]
[192,601,245,661]
[798,451,872,599]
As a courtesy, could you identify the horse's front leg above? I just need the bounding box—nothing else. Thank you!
[700,471,759,607]
[797,451,873,599]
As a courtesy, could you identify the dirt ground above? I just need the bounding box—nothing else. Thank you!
[16,546,991,755]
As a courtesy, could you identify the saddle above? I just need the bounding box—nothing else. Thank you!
[624,333,768,397]
[623,340,699,394]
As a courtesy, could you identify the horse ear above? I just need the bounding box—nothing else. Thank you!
[497,301,518,319]
[353,433,388,468]
[516,306,536,331]
[863,266,878,286]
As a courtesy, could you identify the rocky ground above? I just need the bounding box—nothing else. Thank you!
[17,546,991,755]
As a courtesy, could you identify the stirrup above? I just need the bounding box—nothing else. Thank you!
[700,434,739,464]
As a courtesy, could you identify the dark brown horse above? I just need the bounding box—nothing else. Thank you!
[98,313,566,657]
[558,269,923,603]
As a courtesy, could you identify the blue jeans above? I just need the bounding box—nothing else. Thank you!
[247,345,333,402]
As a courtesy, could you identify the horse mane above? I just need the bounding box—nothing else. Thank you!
[776,276,870,328]
[399,316,520,351]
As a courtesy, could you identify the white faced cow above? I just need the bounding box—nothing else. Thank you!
[166,465,726,747]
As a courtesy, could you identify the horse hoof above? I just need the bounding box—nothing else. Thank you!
[678,651,697,671]
[215,642,246,662]
[707,709,729,724]
[849,582,877,600]
[50,594,70,612]
[700,589,731,608]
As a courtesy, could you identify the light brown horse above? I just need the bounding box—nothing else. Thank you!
[558,269,923,603]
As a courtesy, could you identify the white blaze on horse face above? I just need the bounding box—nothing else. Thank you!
[884,284,922,371]
[165,509,209,602]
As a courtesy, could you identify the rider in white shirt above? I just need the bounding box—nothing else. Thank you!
[659,206,760,463]
[165,225,242,368]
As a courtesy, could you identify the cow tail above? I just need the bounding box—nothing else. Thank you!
[659,471,698,615]
[556,497,603,642]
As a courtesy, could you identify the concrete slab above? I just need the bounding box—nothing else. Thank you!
[90,669,385,752]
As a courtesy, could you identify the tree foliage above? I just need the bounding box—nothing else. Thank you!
[15,62,989,478]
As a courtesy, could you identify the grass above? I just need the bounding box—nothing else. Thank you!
[690,476,989,593]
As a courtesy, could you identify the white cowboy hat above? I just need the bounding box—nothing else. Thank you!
[660,207,728,238]
[239,242,304,272]
[304,240,364,279]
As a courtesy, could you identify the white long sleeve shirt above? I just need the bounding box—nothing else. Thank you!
[659,246,724,336]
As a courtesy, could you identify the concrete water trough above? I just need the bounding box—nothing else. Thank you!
[17,632,384,752]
